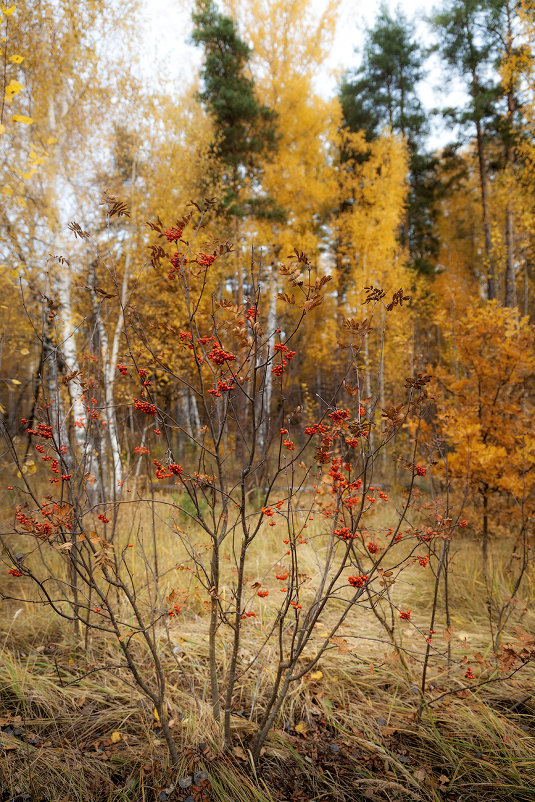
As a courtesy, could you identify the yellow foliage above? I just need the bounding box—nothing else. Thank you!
[432,301,535,525]
[11,113,33,124]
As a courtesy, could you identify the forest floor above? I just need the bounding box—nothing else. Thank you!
[1,530,534,802]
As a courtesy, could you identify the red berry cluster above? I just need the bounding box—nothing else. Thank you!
[334,526,356,541]
[168,252,188,279]
[134,398,157,415]
[138,368,151,388]
[208,342,237,365]
[164,226,183,242]
[328,408,350,423]
[26,423,53,439]
[272,342,296,376]
[348,574,368,588]
[197,252,216,267]
[117,364,128,376]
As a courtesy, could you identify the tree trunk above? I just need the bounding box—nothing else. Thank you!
[258,261,278,452]
[481,484,489,566]
[88,260,122,498]
[57,261,98,491]
[474,114,495,301]
[504,1,517,309]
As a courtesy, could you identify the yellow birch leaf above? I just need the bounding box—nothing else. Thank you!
[5,79,22,98]
[17,196,26,207]
[0,124,5,134]
[46,136,57,145]
[294,721,307,735]
[2,6,16,16]
[12,114,33,124]
[153,708,160,722]
[111,731,121,743]
[11,378,20,385]
[309,670,323,681]
[9,54,24,63]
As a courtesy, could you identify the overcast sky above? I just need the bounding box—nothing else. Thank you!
[138,0,468,150]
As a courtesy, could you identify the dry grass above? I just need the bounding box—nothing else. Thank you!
[1,492,534,801]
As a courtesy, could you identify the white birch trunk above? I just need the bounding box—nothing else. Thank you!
[88,260,122,497]
[57,263,98,482]
[258,263,278,451]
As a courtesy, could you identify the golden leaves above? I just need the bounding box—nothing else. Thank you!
[4,79,23,104]
[309,670,323,681]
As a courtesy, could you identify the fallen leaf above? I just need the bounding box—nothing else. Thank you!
[309,670,323,681]
[443,626,454,642]
[294,721,307,735]
[329,636,348,654]
[413,768,426,781]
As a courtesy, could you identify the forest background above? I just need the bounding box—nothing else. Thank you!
[1,1,535,801]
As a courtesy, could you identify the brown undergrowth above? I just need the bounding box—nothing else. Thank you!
[1,535,534,802]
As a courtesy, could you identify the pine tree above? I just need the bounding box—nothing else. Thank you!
[340,4,439,275]
[191,0,278,219]
[192,0,281,310]
[432,0,503,300]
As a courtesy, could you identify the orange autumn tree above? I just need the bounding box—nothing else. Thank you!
[432,301,535,561]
